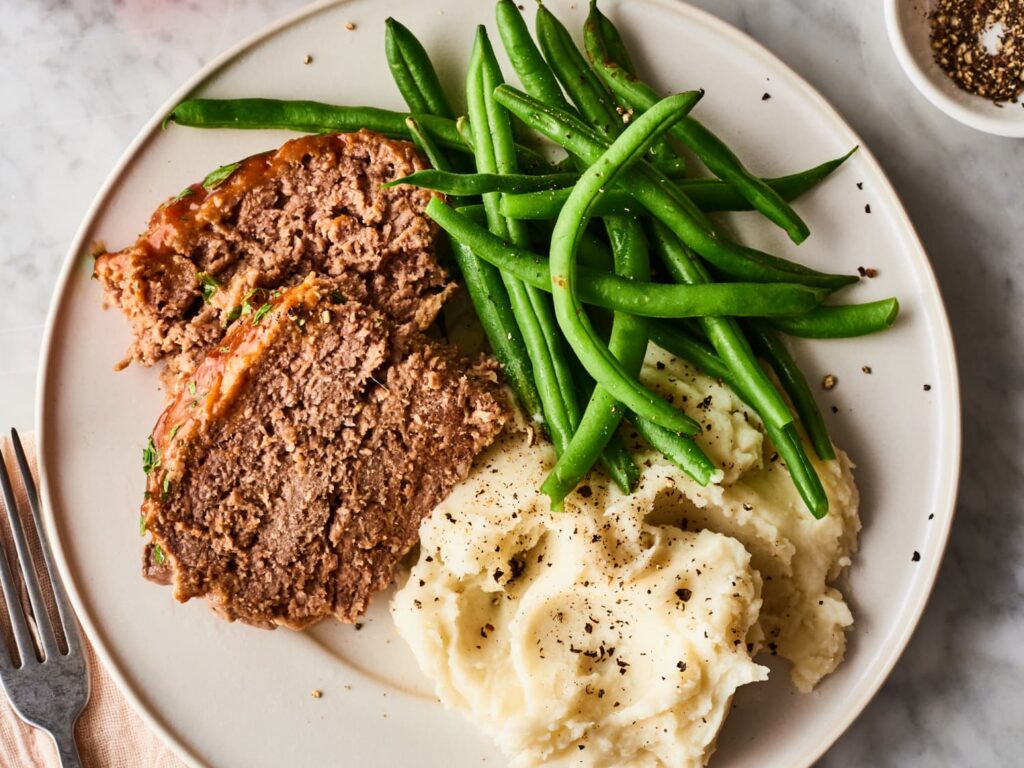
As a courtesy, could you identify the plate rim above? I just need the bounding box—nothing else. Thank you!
[34,1,962,766]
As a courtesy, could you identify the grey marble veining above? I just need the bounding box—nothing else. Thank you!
[0,0,1021,765]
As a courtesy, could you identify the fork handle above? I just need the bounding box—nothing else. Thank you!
[52,725,83,768]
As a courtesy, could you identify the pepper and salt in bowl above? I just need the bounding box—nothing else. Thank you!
[885,0,1024,136]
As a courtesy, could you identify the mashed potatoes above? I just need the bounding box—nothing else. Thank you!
[635,346,861,692]
[392,427,767,767]
[392,349,861,766]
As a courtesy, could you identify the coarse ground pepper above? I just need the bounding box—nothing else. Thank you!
[930,0,1024,103]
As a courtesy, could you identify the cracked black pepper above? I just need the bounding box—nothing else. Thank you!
[930,0,1024,103]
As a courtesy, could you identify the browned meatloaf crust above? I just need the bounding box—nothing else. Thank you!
[141,276,508,628]
[94,130,452,385]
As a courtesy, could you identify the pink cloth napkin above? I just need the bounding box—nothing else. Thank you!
[0,436,186,768]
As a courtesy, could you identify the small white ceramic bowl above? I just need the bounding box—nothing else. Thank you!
[884,0,1024,137]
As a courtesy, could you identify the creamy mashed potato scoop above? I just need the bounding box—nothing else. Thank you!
[392,427,767,767]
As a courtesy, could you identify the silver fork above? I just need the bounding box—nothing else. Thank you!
[0,429,89,767]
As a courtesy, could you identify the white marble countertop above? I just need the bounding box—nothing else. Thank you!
[1,1,1021,765]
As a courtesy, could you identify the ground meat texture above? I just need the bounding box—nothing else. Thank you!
[94,130,451,384]
[141,277,508,628]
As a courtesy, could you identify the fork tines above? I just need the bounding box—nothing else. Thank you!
[0,429,81,668]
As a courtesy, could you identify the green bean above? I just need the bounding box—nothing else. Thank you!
[167,97,459,143]
[583,1,678,165]
[456,114,564,175]
[497,0,644,495]
[498,149,858,219]
[578,229,614,273]
[165,97,561,173]
[649,322,828,518]
[485,95,578,427]
[480,27,583,440]
[535,4,701,499]
[530,220,617,273]
[446,234,544,422]
[656,157,690,178]
[587,0,636,82]
[494,0,689,185]
[452,201,485,222]
[584,14,811,246]
[536,4,623,137]
[649,323,732,381]
[562,347,641,494]
[770,298,900,338]
[469,27,579,451]
[549,91,704,435]
[496,140,562,175]
[538,0,674,173]
[649,220,794,432]
[561,155,690,178]
[496,0,570,111]
[404,117,450,172]
[743,319,835,461]
[427,198,828,318]
[455,115,475,151]
[385,169,580,195]
[493,86,858,290]
[585,4,679,166]
[627,415,720,486]
[541,220,654,507]
[500,187,632,219]
[542,361,647,505]
[770,424,829,519]
[385,21,476,174]
[384,18,456,119]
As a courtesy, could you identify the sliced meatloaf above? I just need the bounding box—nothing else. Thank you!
[95,130,451,384]
[141,275,508,628]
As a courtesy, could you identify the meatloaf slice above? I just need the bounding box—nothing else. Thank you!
[95,130,451,384]
[141,275,508,628]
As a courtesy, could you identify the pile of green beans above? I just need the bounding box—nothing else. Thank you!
[467,26,582,452]
[584,1,810,246]
[530,1,717,504]
[387,148,856,217]
[425,199,828,319]
[160,0,901,519]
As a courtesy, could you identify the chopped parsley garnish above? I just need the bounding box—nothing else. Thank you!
[161,472,171,500]
[202,161,241,191]
[139,514,147,536]
[168,424,180,441]
[224,305,242,325]
[142,436,160,475]
[219,346,230,354]
[329,290,347,304]
[163,187,194,207]
[152,544,166,566]
[196,272,220,304]
[251,302,273,325]
[187,381,197,396]
[238,287,259,318]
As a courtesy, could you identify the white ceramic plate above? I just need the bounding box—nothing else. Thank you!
[37,1,960,766]
[885,0,1024,137]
